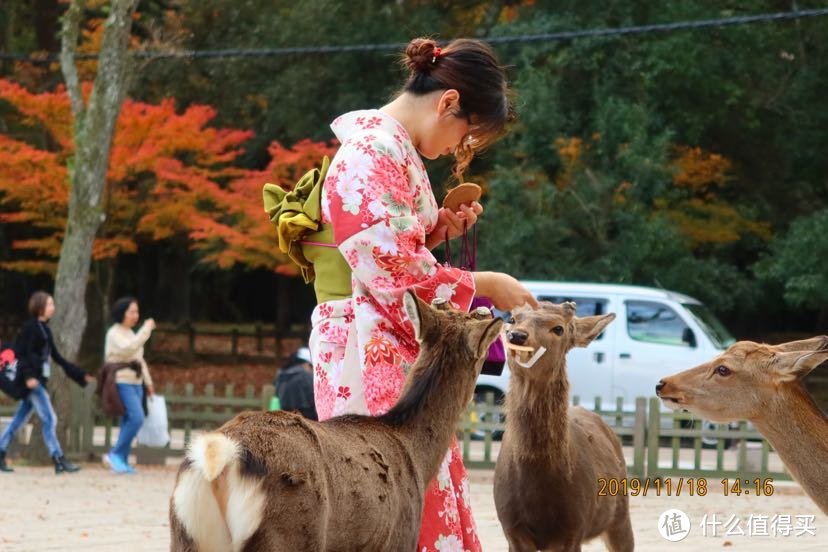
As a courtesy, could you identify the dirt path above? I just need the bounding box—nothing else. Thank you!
[0,464,825,551]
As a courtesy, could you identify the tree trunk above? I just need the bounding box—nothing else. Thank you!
[23,0,139,464]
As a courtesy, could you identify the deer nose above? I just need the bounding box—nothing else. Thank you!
[507,330,528,346]
[655,380,666,395]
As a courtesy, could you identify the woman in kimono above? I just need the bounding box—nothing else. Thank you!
[309,38,537,551]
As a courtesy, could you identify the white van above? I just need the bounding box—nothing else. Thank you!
[475,281,735,417]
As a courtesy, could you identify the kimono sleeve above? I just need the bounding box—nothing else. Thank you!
[326,133,475,310]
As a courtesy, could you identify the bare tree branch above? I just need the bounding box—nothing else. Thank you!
[59,0,85,120]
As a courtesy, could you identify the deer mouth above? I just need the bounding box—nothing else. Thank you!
[658,396,684,410]
[504,341,547,368]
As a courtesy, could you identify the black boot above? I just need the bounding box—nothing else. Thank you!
[0,450,13,473]
[53,454,80,474]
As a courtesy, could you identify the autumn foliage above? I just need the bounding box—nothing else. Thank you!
[0,78,336,275]
[551,135,769,250]
[661,146,770,249]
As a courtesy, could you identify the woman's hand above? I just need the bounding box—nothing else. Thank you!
[146,384,155,397]
[84,374,96,384]
[473,272,539,312]
[26,378,39,390]
[144,318,156,331]
[426,201,483,249]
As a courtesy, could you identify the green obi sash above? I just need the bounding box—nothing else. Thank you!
[300,225,353,303]
[262,157,352,303]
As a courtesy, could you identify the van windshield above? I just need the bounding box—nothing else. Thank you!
[682,303,735,350]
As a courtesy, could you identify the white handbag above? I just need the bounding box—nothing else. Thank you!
[136,395,171,447]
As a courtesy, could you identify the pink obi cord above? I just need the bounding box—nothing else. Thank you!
[300,240,337,248]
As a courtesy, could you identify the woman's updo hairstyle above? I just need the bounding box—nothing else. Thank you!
[401,37,514,178]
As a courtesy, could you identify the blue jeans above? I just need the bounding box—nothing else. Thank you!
[0,385,63,457]
[110,383,144,460]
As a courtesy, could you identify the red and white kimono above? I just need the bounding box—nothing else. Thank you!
[309,109,480,552]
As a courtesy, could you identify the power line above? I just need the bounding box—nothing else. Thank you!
[2,7,827,62]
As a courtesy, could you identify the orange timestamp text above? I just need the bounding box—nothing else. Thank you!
[597,477,775,497]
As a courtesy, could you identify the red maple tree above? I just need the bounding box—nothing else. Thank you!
[0,78,336,275]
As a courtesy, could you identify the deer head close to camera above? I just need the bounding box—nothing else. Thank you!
[657,335,828,514]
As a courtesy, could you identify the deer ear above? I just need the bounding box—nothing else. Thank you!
[572,313,616,348]
[773,349,828,382]
[471,318,504,359]
[403,291,426,342]
[773,335,828,353]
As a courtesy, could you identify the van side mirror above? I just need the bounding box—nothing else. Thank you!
[682,327,697,348]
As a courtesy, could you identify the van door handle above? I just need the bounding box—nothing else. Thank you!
[619,353,631,359]
[593,352,605,363]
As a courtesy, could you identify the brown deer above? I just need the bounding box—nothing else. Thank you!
[656,335,828,514]
[494,301,634,552]
[169,291,503,552]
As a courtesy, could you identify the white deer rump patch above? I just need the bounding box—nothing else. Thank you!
[173,433,266,552]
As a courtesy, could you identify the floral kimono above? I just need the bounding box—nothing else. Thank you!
[309,109,480,552]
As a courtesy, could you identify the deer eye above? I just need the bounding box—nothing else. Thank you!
[551,325,564,336]
[716,365,731,376]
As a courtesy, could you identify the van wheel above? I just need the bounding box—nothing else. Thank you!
[679,419,733,448]
[470,388,505,441]
[700,420,733,449]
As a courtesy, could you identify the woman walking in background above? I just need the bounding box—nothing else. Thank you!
[0,291,94,474]
[102,296,155,474]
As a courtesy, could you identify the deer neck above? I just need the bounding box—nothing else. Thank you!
[383,347,480,485]
[506,362,572,471]
[751,385,828,497]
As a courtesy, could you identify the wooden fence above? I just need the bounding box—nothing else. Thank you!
[0,386,791,481]
[645,397,791,481]
[145,323,309,365]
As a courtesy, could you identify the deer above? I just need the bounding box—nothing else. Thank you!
[656,335,828,514]
[169,291,503,552]
[494,301,634,552]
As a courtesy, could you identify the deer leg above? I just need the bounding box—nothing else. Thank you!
[505,531,537,552]
[603,516,635,552]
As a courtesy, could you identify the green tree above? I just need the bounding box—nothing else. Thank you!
[754,209,828,326]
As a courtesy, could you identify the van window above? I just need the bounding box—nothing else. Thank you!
[626,301,691,347]
[683,303,736,349]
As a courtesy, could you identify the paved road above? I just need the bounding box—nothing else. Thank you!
[0,464,825,551]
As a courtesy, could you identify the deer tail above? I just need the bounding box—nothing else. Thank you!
[172,433,266,552]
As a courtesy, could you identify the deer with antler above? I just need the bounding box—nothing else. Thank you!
[657,335,828,514]
[494,301,634,552]
[169,291,503,552]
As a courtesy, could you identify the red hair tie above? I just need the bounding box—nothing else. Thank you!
[432,47,442,63]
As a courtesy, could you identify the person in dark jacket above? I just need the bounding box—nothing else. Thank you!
[0,291,94,474]
[274,347,317,420]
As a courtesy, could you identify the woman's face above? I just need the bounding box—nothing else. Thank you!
[122,302,140,328]
[41,296,55,321]
[416,90,472,161]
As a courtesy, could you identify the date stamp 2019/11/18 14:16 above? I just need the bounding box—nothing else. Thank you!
[597,477,776,497]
